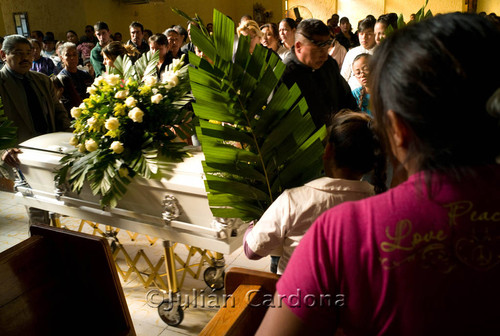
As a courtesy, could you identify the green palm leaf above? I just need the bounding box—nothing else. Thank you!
[0,99,17,150]
[176,9,327,221]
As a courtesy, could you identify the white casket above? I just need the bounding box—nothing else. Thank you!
[14,132,245,254]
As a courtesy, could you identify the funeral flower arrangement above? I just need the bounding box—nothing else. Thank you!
[56,53,193,208]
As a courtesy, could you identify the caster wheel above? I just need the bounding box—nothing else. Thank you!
[158,299,184,326]
[204,266,225,291]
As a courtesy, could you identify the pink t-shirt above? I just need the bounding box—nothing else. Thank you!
[277,166,500,335]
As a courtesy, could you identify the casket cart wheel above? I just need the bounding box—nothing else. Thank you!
[203,266,225,291]
[158,298,184,326]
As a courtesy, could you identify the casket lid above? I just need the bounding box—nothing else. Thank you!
[19,132,73,154]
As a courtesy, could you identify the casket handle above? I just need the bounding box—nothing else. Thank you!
[162,195,182,225]
[13,168,33,196]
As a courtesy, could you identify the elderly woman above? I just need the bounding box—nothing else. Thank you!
[57,42,93,113]
[257,13,500,335]
[164,28,184,60]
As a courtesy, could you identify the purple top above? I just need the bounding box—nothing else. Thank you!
[31,57,55,76]
[277,166,500,335]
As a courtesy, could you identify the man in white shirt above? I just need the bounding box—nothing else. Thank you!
[341,17,376,90]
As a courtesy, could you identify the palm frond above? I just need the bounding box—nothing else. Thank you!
[0,101,17,150]
[179,9,327,221]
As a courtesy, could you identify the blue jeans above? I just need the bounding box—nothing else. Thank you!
[270,256,280,274]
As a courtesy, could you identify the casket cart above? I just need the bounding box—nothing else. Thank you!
[14,132,247,326]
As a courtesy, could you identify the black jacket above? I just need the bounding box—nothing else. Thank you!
[281,50,358,128]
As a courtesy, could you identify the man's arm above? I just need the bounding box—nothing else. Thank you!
[90,47,105,78]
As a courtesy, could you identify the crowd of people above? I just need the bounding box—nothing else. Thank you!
[0,8,499,334]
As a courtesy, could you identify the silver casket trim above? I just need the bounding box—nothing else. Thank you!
[15,132,246,254]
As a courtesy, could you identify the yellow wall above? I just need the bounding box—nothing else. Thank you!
[385,0,463,21]
[0,1,86,39]
[477,0,500,13]
[338,0,384,29]
[287,0,338,23]
[0,0,282,41]
[0,0,497,41]
[285,0,499,27]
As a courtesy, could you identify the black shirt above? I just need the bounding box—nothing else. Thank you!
[281,49,359,128]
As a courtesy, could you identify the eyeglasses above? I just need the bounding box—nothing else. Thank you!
[353,67,370,77]
[299,33,332,48]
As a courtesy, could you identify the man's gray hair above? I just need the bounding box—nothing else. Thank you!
[295,19,330,41]
[58,42,77,55]
[2,35,31,54]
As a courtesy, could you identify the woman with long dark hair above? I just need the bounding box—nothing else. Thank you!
[257,13,500,335]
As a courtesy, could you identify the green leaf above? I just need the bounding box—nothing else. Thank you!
[0,105,17,150]
[177,9,326,220]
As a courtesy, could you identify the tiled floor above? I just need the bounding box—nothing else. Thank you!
[0,190,271,335]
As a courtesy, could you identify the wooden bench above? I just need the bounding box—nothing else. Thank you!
[0,224,135,336]
[200,267,280,336]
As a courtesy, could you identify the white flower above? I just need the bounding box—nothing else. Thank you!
[162,71,179,87]
[79,102,86,109]
[128,107,144,123]
[93,77,104,86]
[85,139,98,152]
[114,90,129,99]
[70,107,82,118]
[104,73,121,86]
[143,75,157,87]
[171,57,184,71]
[87,116,97,126]
[125,96,137,107]
[105,117,120,131]
[152,88,159,94]
[87,85,98,94]
[69,136,79,146]
[110,141,124,154]
[151,93,163,104]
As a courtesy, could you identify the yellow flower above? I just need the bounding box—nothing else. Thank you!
[85,139,98,152]
[126,78,135,86]
[93,76,105,86]
[69,136,79,146]
[87,85,98,95]
[70,107,82,118]
[113,103,126,116]
[105,117,120,131]
[143,75,157,87]
[128,107,144,123]
[78,144,86,153]
[151,93,163,104]
[125,96,137,107]
[114,90,129,99]
[139,85,152,96]
[110,141,124,154]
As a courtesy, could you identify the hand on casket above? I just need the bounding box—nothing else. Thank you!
[1,148,22,167]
